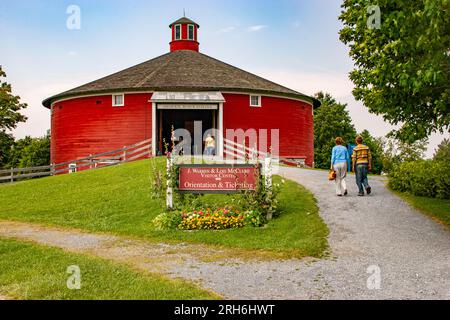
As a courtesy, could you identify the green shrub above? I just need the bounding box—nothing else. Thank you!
[389,160,450,199]
[151,211,182,230]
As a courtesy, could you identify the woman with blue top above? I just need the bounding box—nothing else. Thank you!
[331,137,350,196]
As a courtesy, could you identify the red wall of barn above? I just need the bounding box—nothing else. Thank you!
[50,93,152,164]
[222,93,314,166]
[50,92,314,166]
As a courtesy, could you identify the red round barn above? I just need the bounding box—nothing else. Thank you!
[43,17,320,167]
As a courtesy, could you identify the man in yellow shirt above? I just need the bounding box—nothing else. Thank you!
[352,136,372,196]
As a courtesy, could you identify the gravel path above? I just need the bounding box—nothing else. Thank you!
[0,167,448,299]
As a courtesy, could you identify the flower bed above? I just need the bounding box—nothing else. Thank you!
[178,207,245,230]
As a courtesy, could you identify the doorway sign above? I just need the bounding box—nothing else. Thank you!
[178,164,260,194]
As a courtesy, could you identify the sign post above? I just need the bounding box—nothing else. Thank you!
[264,156,273,220]
[166,155,173,209]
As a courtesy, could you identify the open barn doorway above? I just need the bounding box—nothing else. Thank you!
[156,107,217,156]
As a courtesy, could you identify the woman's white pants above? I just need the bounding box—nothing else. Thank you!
[333,162,347,195]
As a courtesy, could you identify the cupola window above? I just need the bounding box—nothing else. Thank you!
[175,24,182,40]
[188,24,195,40]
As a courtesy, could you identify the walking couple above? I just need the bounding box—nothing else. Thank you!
[331,136,372,197]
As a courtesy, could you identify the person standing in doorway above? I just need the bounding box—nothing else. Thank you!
[352,136,372,196]
[205,134,216,156]
[331,137,349,196]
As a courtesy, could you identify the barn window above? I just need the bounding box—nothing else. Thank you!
[112,94,124,107]
[175,24,182,40]
[250,95,261,107]
[188,24,194,40]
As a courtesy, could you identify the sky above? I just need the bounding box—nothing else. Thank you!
[0,0,447,157]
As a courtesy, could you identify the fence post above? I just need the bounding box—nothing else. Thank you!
[51,164,55,176]
[166,155,173,209]
[264,156,273,221]
[10,168,14,183]
[123,146,127,162]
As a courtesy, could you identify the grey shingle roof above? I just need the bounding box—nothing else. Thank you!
[169,17,200,28]
[42,50,319,108]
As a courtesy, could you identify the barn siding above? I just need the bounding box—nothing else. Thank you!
[51,93,152,164]
[50,92,314,166]
[222,93,314,166]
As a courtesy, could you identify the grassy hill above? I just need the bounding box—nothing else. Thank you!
[0,158,328,258]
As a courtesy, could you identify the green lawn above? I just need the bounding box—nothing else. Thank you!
[393,191,450,229]
[0,238,217,300]
[0,158,329,258]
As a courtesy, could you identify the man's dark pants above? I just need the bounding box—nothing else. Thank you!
[355,163,370,194]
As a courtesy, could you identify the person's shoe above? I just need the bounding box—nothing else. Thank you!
[366,186,372,195]
[337,194,342,197]
[344,190,348,196]
[358,193,364,196]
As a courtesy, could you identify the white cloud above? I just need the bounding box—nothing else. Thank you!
[68,51,78,56]
[247,25,267,32]
[256,69,353,99]
[217,26,236,33]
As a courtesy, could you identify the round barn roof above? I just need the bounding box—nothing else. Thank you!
[43,50,320,108]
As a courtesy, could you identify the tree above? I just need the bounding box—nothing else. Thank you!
[358,130,384,174]
[339,0,450,142]
[0,66,27,131]
[380,136,428,173]
[433,138,450,162]
[0,131,14,168]
[313,92,357,169]
[8,136,33,168]
[18,133,50,168]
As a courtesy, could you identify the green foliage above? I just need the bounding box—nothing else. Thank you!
[339,0,450,142]
[313,92,357,169]
[380,136,428,173]
[17,134,50,168]
[0,131,14,168]
[389,160,450,199]
[4,134,50,169]
[149,158,165,200]
[0,67,27,131]
[242,167,283,221]
[243,209,266,227]
[433,138,450,162]
[152,211,182,230]
[7,136,33,168]
[358,130,384,174]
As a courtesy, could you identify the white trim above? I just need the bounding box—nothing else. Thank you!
[174,24,182,40]
[157,104,218,110]
[221,91,314,106]
[151,91,225,103]
[49,90,314,109]
[250,95,261,107]
[152,102,156,156]
[187,24,195,40]
[112,93,125,107]
[50,91,152,107]
[218,102,224,156]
